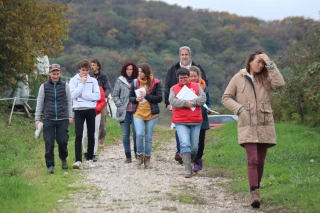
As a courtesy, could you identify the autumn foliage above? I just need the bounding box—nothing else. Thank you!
[1,0,319,125]
[50,0,318,108]
[0,0,69,90]
[274,22,320,126]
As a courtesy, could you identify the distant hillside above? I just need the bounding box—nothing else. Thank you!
[51,0,315,106]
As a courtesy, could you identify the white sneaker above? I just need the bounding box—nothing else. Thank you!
[72,161,82,169]
[87,160,96,168]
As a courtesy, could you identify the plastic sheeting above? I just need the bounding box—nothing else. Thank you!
[1,56,49,105]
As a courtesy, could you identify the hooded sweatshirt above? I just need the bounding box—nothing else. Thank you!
[69,73,101,110]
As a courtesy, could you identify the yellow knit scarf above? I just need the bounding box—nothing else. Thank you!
[138,75,154,93]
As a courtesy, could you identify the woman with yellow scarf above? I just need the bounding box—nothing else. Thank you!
[129,63,162,169]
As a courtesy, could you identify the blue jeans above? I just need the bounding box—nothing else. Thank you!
[175,124,201,155]
[133,116,158,155]
[120,111,136,154]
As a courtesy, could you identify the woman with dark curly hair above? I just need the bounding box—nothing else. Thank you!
[112,61,139,163]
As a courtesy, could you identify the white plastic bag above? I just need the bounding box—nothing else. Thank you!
[35,122,43,139]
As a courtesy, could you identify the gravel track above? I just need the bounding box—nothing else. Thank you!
[66,137,263,213]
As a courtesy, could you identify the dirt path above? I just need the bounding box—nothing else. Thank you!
[66,137,263,213]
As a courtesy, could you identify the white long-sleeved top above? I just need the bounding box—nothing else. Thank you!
[69,73,100,110]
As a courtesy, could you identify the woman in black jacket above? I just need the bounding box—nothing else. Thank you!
[129,63,162,169]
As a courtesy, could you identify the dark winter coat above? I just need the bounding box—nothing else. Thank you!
[89,71,112,98]
[129,78,163,116]
[43,79,68,119]
[201,86,212,130]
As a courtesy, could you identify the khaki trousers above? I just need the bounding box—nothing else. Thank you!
[98,106,107,145]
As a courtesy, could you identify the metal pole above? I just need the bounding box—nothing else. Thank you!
[9,97,16,124]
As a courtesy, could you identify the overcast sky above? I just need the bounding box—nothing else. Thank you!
[158,0,320,21]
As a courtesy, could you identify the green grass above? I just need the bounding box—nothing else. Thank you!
[153,125,176,148]
[171,192,202,204]
[105,117,123,146]
[204,122,320,212]
[0,112,121,213]
[1,109,319,212]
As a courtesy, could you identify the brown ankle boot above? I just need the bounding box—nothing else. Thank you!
[144,155,151,169]
[136,153,143,169]
[250,190,261,208]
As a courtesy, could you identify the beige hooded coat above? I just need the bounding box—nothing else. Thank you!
[222,64,285,147]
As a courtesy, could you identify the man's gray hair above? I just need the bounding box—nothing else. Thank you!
[179,46,191,55]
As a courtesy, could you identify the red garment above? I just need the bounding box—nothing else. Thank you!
[96,87,106,115]
[136,76,160,93]
[244,143,268,188]
[172,82,203,123]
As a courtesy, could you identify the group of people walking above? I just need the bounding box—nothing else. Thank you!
[112,62,162,168]
[34,46,285,209]
[35,59,111,170]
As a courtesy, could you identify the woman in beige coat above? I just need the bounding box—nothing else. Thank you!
[222,51,285,208]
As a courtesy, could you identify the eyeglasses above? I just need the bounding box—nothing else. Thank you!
[178,76,189,80]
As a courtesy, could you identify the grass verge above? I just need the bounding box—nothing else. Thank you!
[2,110,319,212]
[0,112,121,212]
[204,122,320,212]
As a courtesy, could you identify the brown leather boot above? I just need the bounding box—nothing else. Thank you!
[250,189,261,208]
[174,152,183,164]
[136,153,143,169]
[144,155,151,169]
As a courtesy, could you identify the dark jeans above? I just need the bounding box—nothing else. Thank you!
[43,119,69,168]
[74,109,96,162]
[175,130,180,153]
[244,143,269,188]
[195,129,206,162]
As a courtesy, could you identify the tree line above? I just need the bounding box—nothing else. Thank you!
[1,0,319,126]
